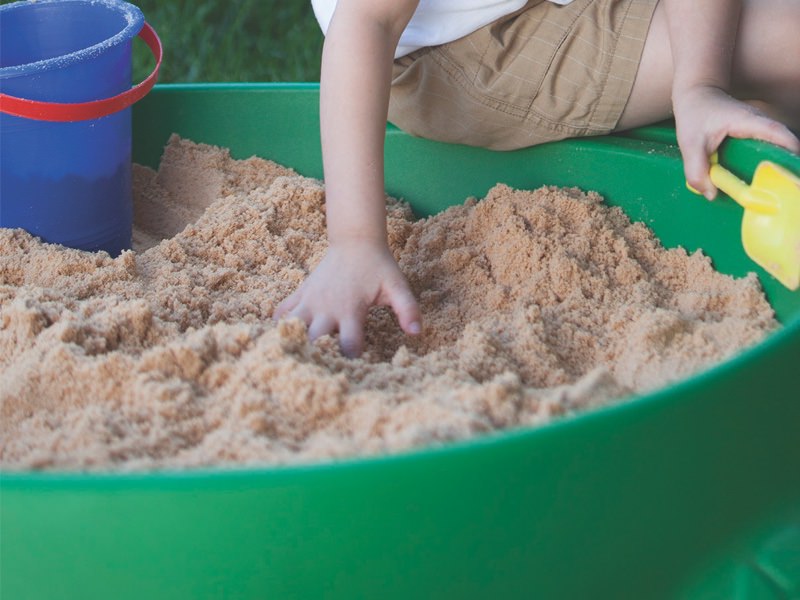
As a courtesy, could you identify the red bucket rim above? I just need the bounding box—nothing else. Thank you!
[0,21,162,122]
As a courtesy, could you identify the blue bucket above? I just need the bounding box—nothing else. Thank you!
[0,0,161,256]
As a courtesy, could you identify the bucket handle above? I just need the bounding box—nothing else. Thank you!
[0,22,162,122]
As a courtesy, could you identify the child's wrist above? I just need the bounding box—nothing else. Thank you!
[672,77,728,96]
[327,232,389,250]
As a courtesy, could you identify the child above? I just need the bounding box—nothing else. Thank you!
[275,0,800,357]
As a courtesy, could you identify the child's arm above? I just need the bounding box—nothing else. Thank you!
[664,0,800,199]
[275,0,421,357]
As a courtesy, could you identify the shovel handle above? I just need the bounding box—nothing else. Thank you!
[706,157,779,216]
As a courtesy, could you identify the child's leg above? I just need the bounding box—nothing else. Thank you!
[617,0,800,131]
[731,0,800,130]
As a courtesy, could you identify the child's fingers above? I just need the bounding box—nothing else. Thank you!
[729,115,800,154]
[273,290,300,320]
[308,314,337,341]
[338,317,365,358]
[684,116,800,201]
[683,146,716,200]
[384,279,422,336]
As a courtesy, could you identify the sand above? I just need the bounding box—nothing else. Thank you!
[0,135,777,471]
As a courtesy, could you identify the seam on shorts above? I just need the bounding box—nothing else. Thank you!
[521,0,587,116]
[523,0,597,132]
[428,0,603,136]
[585,0,631,129]
[524,0,656,136]
[592,0,659,132]
[587,2,633,126]
[428,44,531,120]
[426,1,571,120]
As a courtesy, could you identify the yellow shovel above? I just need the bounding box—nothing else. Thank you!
[689,154,800,290]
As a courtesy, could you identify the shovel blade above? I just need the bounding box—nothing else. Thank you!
[741,162,800,290]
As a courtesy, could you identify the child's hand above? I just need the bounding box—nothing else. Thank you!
[274,239,421,358]
[672,84,800,199]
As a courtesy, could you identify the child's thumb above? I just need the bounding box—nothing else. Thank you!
[683,148,716,201]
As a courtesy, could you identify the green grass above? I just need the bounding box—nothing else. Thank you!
[0,0,323,82]
[132,0,323,83]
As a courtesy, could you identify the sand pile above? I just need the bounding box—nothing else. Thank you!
[0,135,777,471]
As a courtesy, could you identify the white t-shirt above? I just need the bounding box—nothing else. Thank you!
[311,0,575,58]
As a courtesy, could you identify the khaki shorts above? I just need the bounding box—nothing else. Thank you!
[389,0,658,150]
